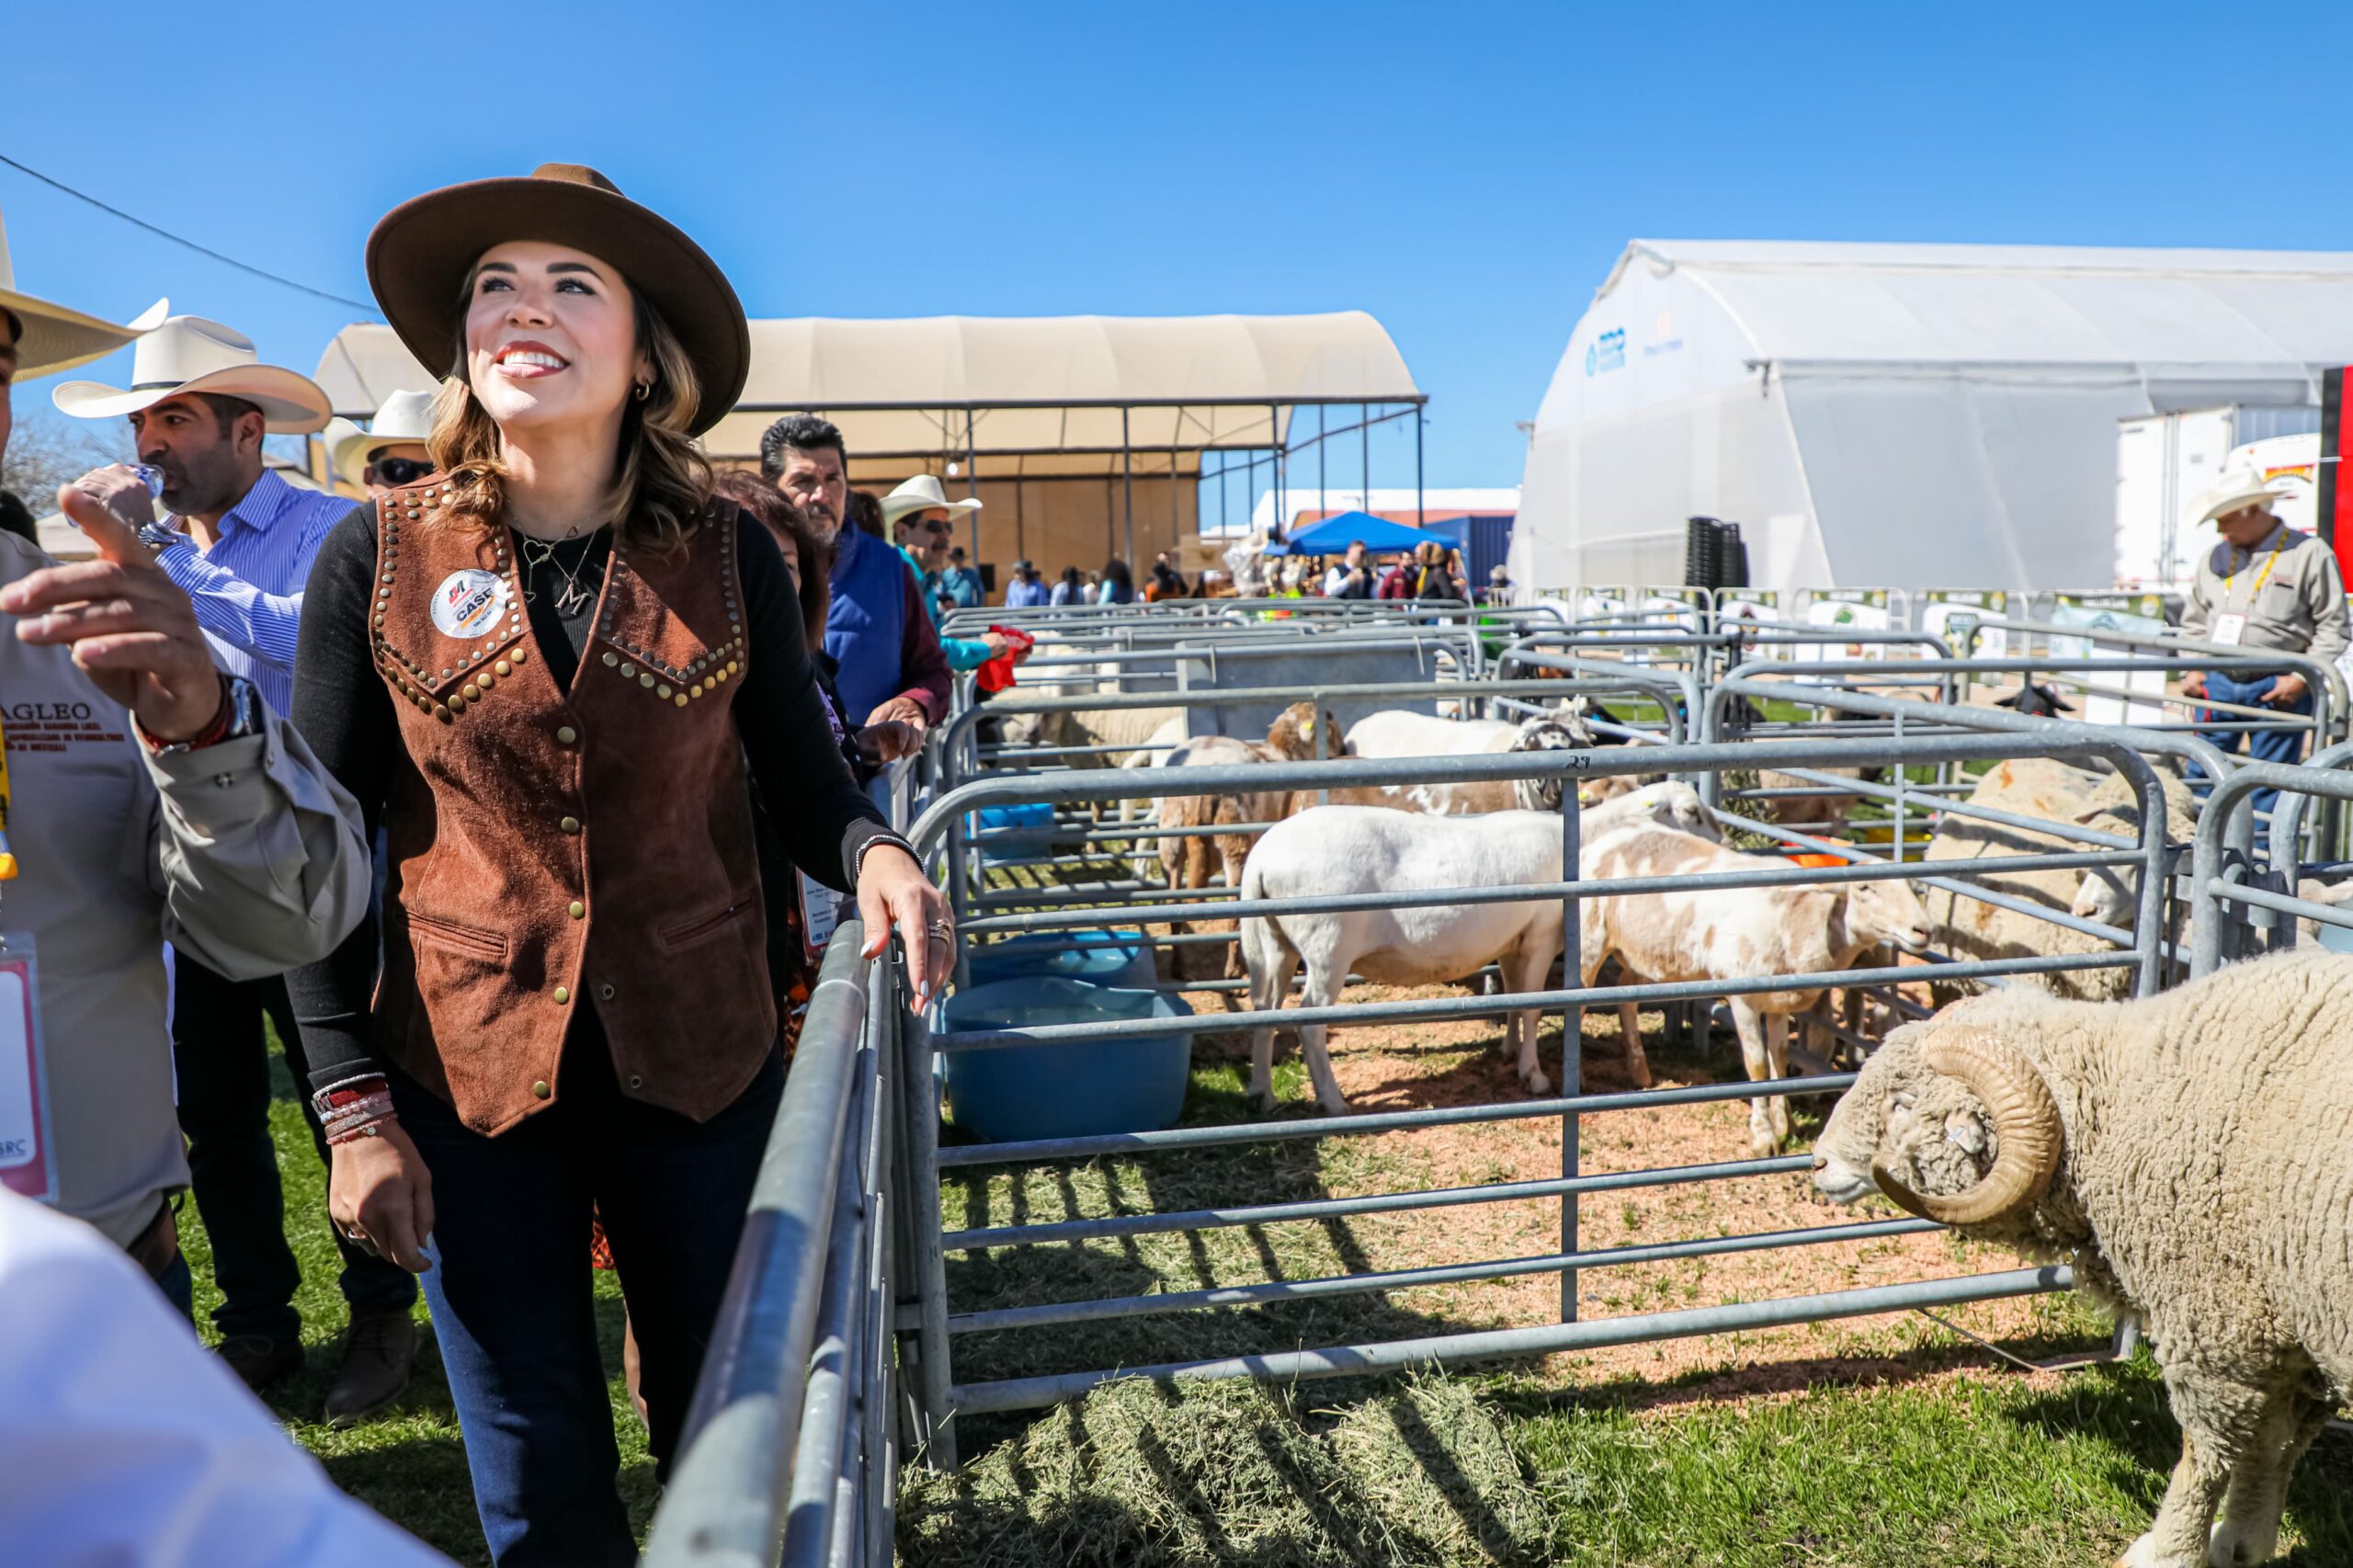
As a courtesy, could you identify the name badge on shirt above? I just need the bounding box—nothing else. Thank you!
[2211,612,2247,647]
[0,936,57,1203]
[798,872,845,966]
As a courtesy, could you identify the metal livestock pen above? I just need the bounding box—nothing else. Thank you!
[638,588,2326,1565]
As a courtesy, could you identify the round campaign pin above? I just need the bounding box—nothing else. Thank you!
[431,569,509,640]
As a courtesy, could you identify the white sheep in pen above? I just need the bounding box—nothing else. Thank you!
[1813,949,2353,1568]
[1343,699,1597,759]
[1577,824,1931,1156]
[1313,714,1586,816]
[992,657,1184,770]
[1239,783,1715,1113]
[1921,756,2196,1004]
[1152,703,1334,978]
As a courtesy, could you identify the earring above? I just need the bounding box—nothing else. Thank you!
[632,381,651,402]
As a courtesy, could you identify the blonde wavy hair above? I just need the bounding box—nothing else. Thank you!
[426,275,711,550]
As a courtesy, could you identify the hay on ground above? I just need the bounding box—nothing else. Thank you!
[898,1373,1547,1567]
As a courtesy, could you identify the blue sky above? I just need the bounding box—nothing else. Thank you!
[9,1,2352,493]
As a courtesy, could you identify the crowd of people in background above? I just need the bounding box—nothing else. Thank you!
[917,534,1506,612]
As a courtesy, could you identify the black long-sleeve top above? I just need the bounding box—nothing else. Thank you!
[285,505,899,1096]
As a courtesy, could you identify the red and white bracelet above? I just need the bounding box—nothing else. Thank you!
[313,1074,396,1145]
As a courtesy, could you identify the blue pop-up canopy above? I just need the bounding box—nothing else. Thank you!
[1278,510,1442,555]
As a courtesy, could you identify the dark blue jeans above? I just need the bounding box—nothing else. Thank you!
[2193,671,2315,852]
[395,1033,783,1568]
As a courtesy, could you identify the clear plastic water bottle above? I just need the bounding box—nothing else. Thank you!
[131,463,168,499]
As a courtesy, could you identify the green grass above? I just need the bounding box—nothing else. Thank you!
[229,1014,2353,1568]
[903,1357,2353,1567]
[180,1040,654,1566]
[907,1003,2353,1568]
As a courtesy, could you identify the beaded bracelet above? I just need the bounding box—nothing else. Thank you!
[323,1093,396,1145]
[313,1074,397,1146]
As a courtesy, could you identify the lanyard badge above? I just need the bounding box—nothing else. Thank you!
[0,710,51,1199]
[0,934,55,1202]
[797,870,844,966]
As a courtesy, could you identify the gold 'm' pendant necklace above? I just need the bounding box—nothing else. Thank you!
[517,527,602,617]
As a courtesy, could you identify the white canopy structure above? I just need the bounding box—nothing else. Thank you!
[1510,241,2353,597]
[314,312,1421,582]
[313,312,1418,472]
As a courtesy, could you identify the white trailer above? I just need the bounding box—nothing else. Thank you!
[2114,407,2323,589]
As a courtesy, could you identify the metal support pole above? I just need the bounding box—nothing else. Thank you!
[1360,400,1370,512]
[899,967,956,1470]
[965,408,979,573]
[1893,705,1907,861]
[1415,403,1425,540]
[1560,787,1583,1322]
[1120,406,1134,572]
[1271,403,1283,544]
[1319,403,1327,517]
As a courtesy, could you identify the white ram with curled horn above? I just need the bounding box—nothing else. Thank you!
[1812,949,2353,1568]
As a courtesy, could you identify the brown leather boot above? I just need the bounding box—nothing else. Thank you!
[324,1306,418,1428]
[217,1335,305,1392]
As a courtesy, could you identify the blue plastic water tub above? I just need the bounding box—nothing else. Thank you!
[938,977,1194,1142]
[966,928,1156,989]
[966,801,1059,852]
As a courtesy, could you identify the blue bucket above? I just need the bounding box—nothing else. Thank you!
[967,928,1156,989]
[967,801,1060,853]
[938,978,1194,1142]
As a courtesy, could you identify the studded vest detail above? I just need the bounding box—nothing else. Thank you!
[367,481,772,1135]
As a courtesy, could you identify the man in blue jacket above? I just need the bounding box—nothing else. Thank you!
[761,415,951,728]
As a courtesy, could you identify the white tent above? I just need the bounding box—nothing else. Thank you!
[313,312,1419,472]
[1510,241,2353,599]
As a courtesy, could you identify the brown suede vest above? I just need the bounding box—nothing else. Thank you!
[369,481,772,1135]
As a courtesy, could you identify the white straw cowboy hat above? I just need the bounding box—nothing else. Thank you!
[330,387,438,485]
[0,203,164,378]
[880,473,983,528]
[51,313,333,433]
[2188,465,2294,530]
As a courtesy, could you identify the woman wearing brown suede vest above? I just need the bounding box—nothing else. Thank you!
[285,165,949,1567]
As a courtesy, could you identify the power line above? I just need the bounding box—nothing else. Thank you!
[0,152,378,316]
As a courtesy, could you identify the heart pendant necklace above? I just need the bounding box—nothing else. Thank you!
[517,528,603,617]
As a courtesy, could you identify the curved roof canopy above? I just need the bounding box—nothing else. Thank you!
[313,312,1419,475]
[1602,239,2353,386]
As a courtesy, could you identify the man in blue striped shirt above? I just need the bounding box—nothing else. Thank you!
[146,463,350,717]
[56,315,419,1424]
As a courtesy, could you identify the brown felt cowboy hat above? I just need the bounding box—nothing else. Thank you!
[366,163,748,436]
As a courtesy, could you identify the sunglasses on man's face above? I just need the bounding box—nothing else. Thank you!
[915,518,953,536]
[370,457,436,487]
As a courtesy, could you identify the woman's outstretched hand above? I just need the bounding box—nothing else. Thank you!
[856,843,952,1008]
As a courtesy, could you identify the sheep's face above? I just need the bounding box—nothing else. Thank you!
[2069,865,2135,928]
[995,710,1061,749]
[1589,780,1721,841]
[1508,719,1581,811]
[1813,1031,1998,1206]
[1846,878,1931,954]
[1266,702,1342,762]
[1550,699,1602,747]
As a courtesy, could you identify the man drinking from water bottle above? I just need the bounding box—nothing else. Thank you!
[52,315,419,1420]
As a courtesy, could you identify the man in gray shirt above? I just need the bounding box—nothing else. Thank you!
[0,279,369,1326]
[2178,467,2350,826]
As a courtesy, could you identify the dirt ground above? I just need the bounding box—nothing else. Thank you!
[1159,980,2094,1403]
